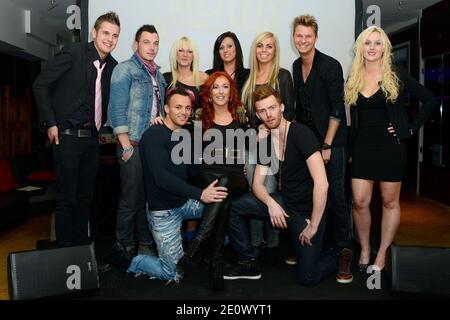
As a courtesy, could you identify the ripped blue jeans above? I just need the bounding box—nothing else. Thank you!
[127,199,204,281]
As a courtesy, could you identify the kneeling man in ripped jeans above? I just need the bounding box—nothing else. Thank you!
[127,87,228,280]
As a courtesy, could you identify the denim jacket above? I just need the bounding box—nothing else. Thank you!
[108,54,166,142]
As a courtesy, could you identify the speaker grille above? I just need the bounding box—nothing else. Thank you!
[8,244,99,300]
[391,245,450,296]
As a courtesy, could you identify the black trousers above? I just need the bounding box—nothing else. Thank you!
[115,146,153,250]
[53,134,99,246]
[326,146,352,249]
[228,192,337,286]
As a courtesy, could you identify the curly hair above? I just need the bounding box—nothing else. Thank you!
[200,71,242,130]
[344,26,400,107]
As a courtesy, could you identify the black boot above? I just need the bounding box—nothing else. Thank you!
[101,242,134,273]
[177,185,227,274]
[208,260,224,292]
[177,238,204,273]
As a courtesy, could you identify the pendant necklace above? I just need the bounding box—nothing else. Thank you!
[278,120,289,191]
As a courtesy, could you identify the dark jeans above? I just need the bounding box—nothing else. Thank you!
[326,146,352,249]
[196,168,248,261]
[53,135,99,246]
[116,146,153,250]
[228,192,337,286]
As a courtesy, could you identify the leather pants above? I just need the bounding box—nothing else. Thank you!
[195,168,248,262]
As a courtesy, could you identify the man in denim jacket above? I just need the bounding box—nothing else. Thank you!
[102,25,166,272]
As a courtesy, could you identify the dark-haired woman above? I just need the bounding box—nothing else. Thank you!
[206,31,249,97]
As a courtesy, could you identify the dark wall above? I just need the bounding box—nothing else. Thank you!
[389,25,420,192]
[0,52,41,97]
[421,0,450,59]
[419,0,450,206]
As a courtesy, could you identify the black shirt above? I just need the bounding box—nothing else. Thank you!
[293,50,348,146]
[257,122,320,214]
[296,73,322,139]
[202,120,246,174]
[140,124,202,210]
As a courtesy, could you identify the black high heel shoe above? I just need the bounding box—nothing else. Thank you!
[358,247,372,274]
[357,262,370,274]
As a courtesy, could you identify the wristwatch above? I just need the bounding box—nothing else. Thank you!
[322,142,332,150]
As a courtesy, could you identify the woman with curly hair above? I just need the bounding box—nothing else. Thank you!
[345,26,437,272]
[178,71,248,292]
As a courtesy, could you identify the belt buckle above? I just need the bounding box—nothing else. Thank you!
[78,129,91,138]
[231,149,241,160]
[212,148,241,160]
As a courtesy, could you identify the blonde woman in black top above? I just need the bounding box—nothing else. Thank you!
[345,26,437,272]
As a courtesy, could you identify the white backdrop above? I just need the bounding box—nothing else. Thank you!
[89,0,355,76]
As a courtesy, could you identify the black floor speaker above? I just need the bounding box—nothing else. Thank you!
[8,243,99,300]
[390,244,450,296]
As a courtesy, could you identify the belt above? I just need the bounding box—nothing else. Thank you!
[60,128,95,138]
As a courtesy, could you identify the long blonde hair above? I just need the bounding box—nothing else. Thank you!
[344,26,400,107]
[241,32,280,117]
[168,36,201,89]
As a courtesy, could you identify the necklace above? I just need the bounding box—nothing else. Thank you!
[278,120,289,191]
[229,70,236,79]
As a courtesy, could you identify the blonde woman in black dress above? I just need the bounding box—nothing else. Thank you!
[345,26,437,272]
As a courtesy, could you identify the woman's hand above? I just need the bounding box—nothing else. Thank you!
[321,149,331,164]
[151,116,164,126]
[257,124,270,142]
[387,123,397,136]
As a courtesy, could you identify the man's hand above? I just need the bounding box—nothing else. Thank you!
[200,179,228,203]
[267,198,289,229]
[121,145,134,162]
[321,149,331,164]
[47,126,59,145]
[299,219,318,246]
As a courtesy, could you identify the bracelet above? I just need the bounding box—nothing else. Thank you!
[322,142,332,150]
[122,145,134,154]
